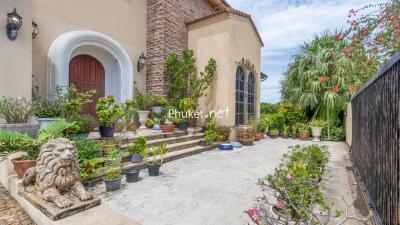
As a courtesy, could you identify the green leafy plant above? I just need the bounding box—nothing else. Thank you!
[80,157,106,181]
[147,144,168,166]
[73,115,97,134]
[37,119,79,141]
[125,136,147,156]
[135,92,155,111]
[247,145,332,224]
[165,49,217,108]
[121,99,137,124]
[146,118,155,128]
[321,126,345,141]
[33,95,63,118]
[203,113,223,143]
[59,85,95,121]
[75,138,103,164]
[310,118,327,127]
[0,97,33,123]
[179,98,197,113]
[154,96,168,107]
[95,96,124,126]
[294,122,309,133]
[0,129,39,160]
[269,129,279,136]
[215,126,231,141]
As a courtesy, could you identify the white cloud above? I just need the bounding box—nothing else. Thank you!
[228,0,386,103]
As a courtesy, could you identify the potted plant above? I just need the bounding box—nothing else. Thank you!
[80,158,106,188]
[179,98,197,127]
[250,119,266,141]
[0,129,39,178]
[146,144,169,176]
[126,136,147,163]
[309,119,327,141]
[0,97,38,137]
[136,92,155,129]
[73,115,97,138]
[96,96,124,138]
[296,123,310,141]
[269,129,280,138]
[104,162,123,192]
[106,148,123,165]
[33,95,63,129]
[216,125,231,141]
[281,125,290,138]
[124,168,140,183]
[121,99,137,130]
[161,118,175,133]
[152,96,168,115]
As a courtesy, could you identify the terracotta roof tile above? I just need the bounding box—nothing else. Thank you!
[186,8,264,46]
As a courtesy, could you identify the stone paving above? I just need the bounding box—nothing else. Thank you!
[0,185,35,225]
[91,138,369,225]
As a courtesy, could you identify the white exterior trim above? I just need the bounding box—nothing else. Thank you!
[47,30,134,102]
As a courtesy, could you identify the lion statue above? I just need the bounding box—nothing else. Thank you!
[23,138,93,209]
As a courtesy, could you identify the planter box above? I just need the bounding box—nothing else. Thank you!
[0,123,39,137]
[36,118,61,129]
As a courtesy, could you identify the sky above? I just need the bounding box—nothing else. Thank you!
[228,0,385,103]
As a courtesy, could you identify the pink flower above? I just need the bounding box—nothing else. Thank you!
[389,15,394,21]
[275,200,286,209]
[343,47,351,55]
[286,174,293,181]
[319,76,330,82]
[335,33,342,40]
[246,207,260,224]
[320,211,328,216]
[16,96,22,100]
[261,185,268,192]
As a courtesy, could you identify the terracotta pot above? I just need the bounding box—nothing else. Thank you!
[255,132,265,140]
[298,132,310,141]
[126,123,137,132]
[281,132,289,138]
[161,124,175,133]
[236,125,255,146]
[12,158,36,179]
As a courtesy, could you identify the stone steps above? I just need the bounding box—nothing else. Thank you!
[88,144,217,184]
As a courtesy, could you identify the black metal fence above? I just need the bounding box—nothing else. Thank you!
[351,52,400,225]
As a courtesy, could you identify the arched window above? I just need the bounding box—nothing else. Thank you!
[247,72,255,120]
[235,67,245,125]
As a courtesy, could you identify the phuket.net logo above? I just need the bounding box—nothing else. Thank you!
[167,107,230,119]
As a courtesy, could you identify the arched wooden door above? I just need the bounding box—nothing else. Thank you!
[69,55,105,116]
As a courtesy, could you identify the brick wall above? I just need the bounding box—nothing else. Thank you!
[146,0,218,96]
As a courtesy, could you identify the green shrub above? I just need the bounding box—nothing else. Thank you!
[125,136,147,156]
[80,157,106,181]
[73,115,97,133]
[216,126,231,141]
[249,145,332,223]
[261,113,285,130]
[75,138,103,164]
[321,126,345,141]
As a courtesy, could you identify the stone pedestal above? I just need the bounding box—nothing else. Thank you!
[19,186,101,221]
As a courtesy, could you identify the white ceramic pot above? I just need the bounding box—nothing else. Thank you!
[137,110,150,129]
[187,127,195,136]
[36,118,61,129]
[310,126,323,142]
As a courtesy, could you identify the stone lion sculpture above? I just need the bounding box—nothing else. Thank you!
[23,138,93,209]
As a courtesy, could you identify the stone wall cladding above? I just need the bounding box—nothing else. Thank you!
[146,0,217,96]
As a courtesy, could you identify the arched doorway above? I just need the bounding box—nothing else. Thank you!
[69,55,105,116]
[47,30,134,103]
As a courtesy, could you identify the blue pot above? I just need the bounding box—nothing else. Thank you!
[74,133,89,139]
[99,125,115,138]
[218,143,234,151]
[179,122,188,129]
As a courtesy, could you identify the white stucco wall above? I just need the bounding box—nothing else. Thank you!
[32,0,147,96]
[0,0,32,99]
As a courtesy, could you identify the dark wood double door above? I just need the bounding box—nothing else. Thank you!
[69,54,105,116]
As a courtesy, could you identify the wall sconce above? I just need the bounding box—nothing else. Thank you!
[137,53,146,72]
[32,21,39,39]
[6,8,23,41]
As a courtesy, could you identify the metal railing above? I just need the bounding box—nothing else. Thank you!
[351,52,400,225]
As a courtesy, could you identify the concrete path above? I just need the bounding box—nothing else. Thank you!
[91,138,369,225]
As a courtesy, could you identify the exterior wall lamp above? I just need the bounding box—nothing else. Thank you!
[6,8,23,41]
[32,21,39,39]
[137,52,146,72]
